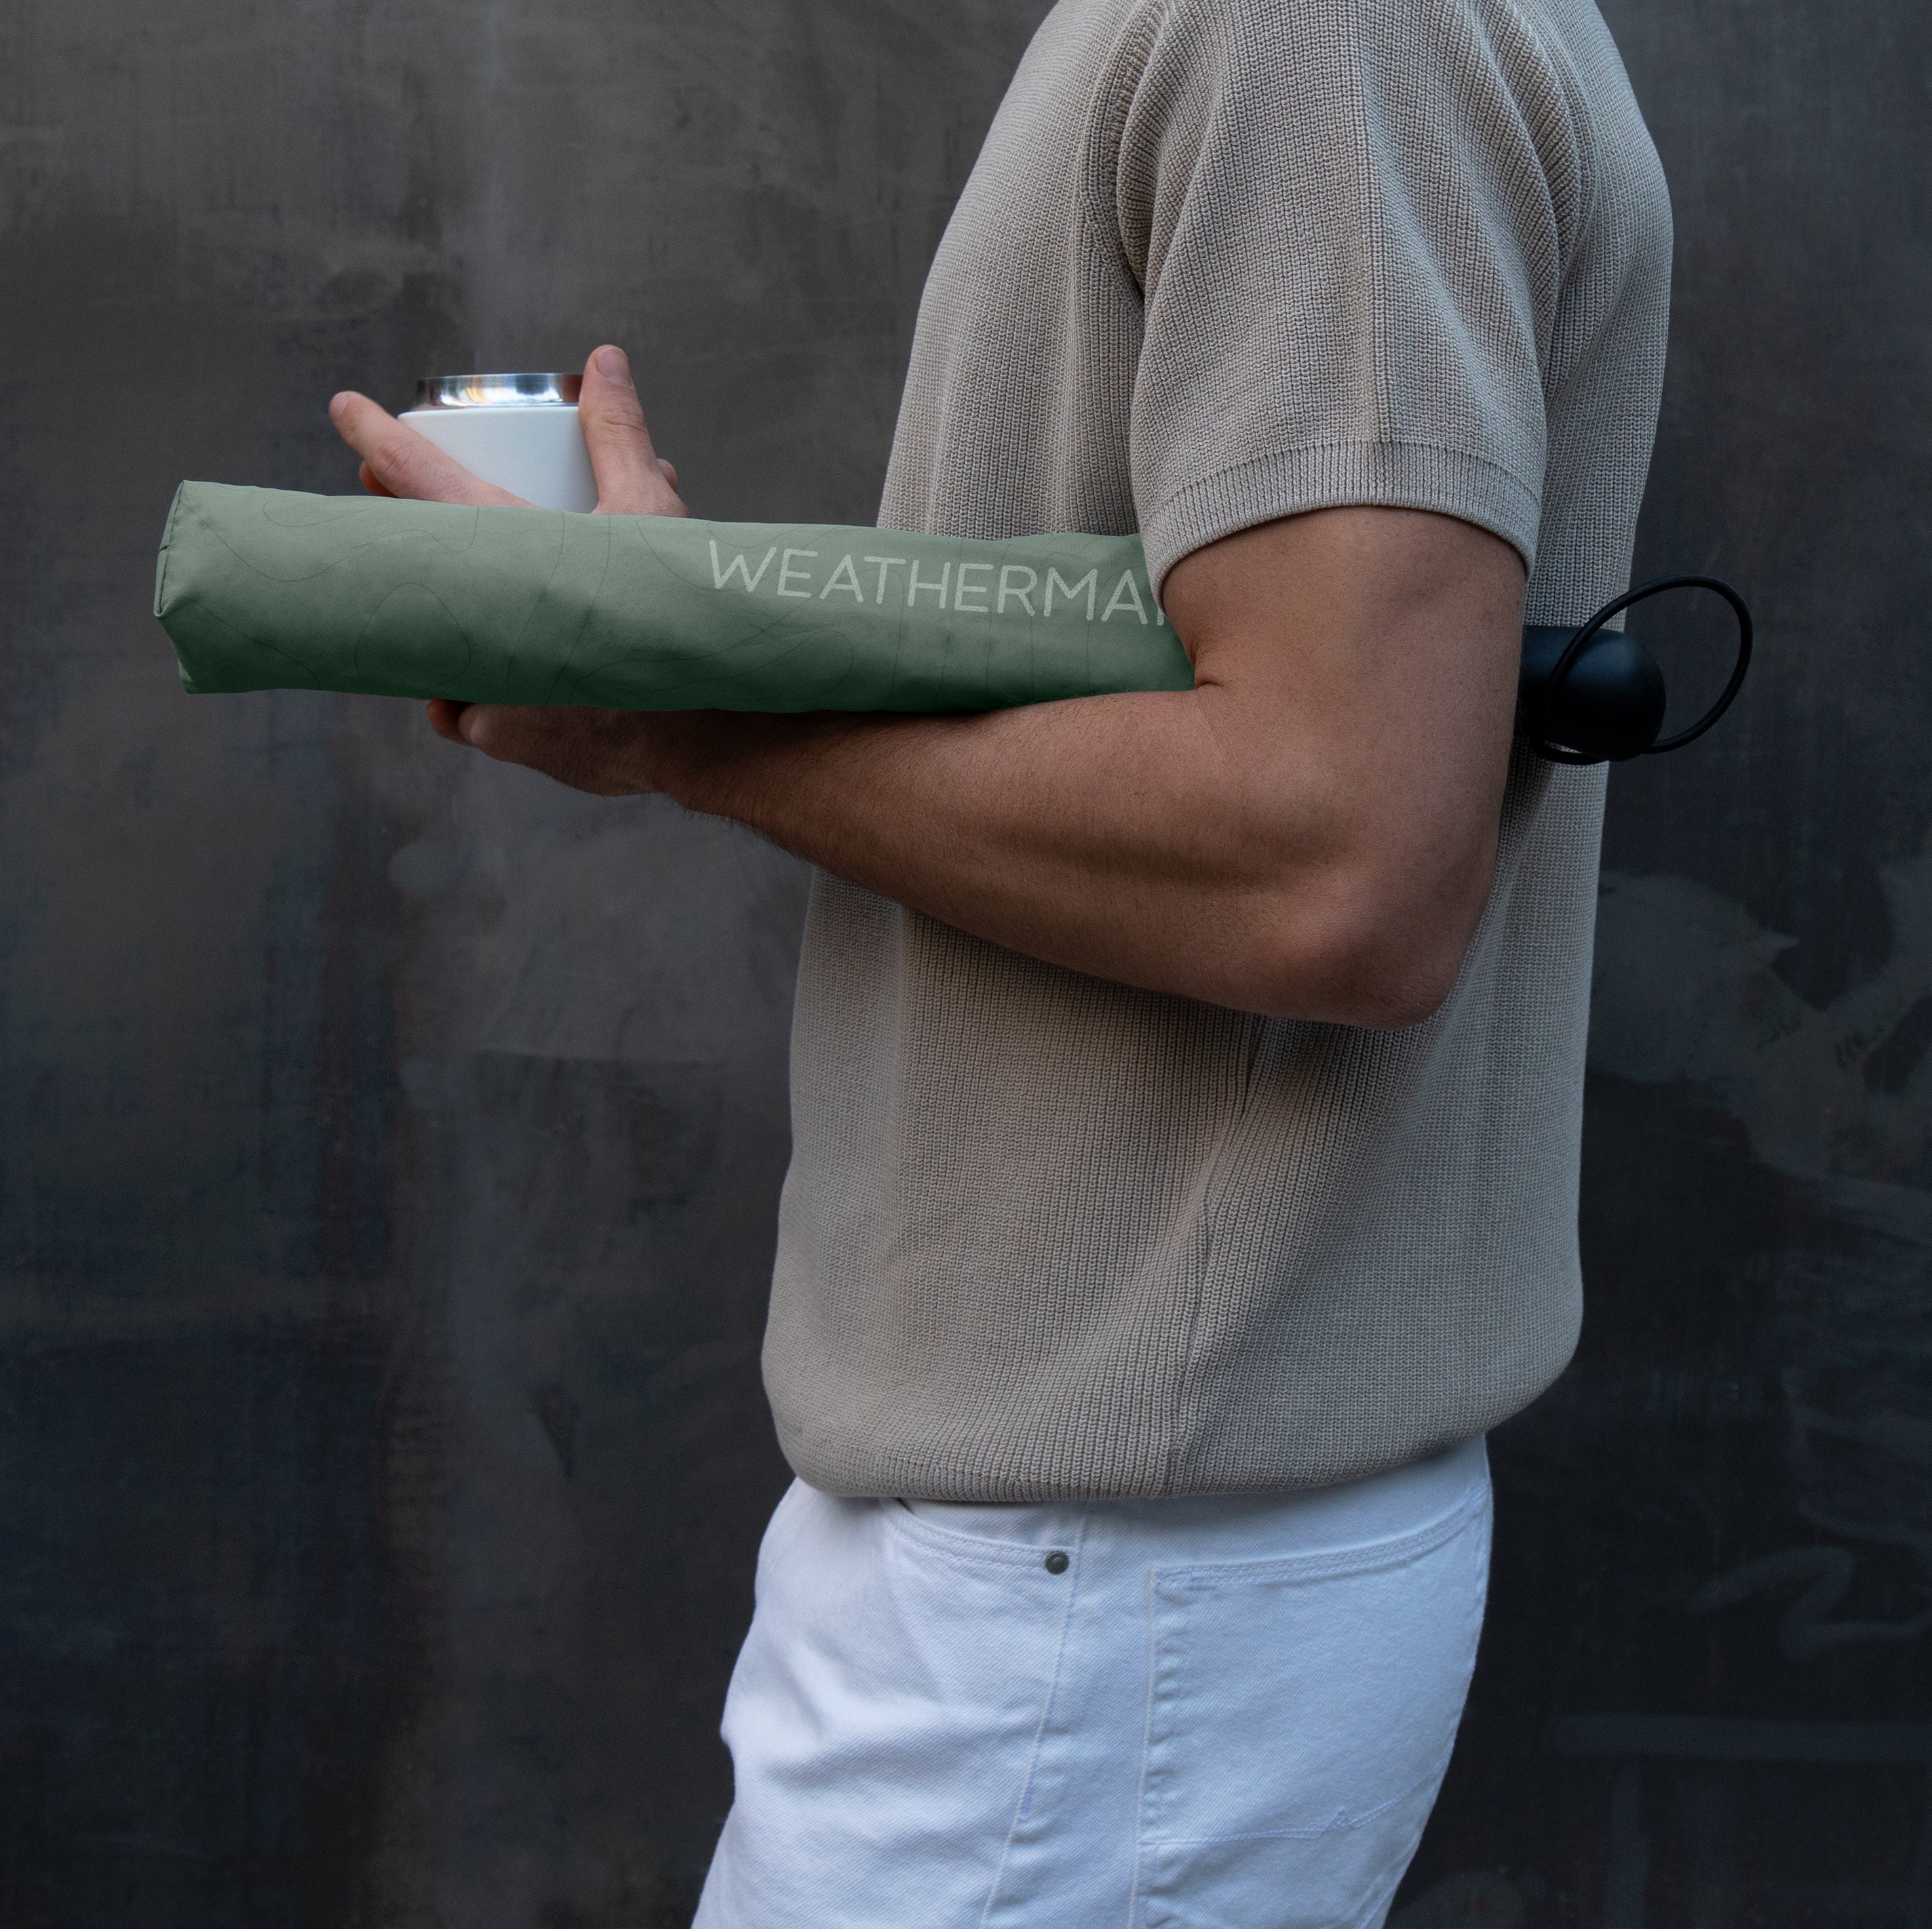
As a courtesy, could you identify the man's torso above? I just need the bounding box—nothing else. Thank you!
[763,0,1674,1500]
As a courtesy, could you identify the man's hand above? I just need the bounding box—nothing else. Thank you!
[419,701,718,794]
[329,342,685,517]
[329,341,691,766]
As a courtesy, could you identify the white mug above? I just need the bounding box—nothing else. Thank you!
[399,372,598,512]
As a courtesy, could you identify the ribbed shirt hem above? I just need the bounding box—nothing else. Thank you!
[1141,440,1543,593]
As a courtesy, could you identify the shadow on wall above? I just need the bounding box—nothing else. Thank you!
[1393,855,1932,1926]
[1593,857,1932,1616]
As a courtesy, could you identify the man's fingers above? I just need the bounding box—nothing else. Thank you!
[457,705,503,754]
[331,366,684,515]
[579,346,687,518]
[452,704,584,767]
[427,701,516,759]
[430,701,671,797]
[450,703,549,764]
[328,391,527,507]
[425,699,469,741]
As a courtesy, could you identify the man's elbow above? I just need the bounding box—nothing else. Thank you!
[1333,927,1472,1030]
[1242,855,1494,1030]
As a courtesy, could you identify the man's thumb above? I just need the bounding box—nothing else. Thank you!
[580,345,684,516]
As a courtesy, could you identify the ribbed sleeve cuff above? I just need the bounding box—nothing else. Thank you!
[1140,441,1542,594]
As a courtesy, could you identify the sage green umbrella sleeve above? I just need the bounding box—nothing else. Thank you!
[153,482,1195,713]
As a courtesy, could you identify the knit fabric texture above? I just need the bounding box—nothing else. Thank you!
[765,0,1673,1499]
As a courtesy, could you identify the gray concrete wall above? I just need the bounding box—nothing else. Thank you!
[0,0,1925,1922]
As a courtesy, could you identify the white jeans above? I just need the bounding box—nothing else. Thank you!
[695,1438,1490,1929]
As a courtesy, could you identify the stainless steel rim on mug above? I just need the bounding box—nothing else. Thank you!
[412,373,581,408]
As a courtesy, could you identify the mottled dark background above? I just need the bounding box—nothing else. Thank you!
[0,0,1924,1922]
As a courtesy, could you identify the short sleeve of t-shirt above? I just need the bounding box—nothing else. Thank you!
[1118,0,1589,591]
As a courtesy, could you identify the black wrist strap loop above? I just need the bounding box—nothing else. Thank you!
[1532,574,1753,764]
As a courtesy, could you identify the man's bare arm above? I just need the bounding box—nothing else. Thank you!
[646,509,1522,1026]
[333,350,1524,1027]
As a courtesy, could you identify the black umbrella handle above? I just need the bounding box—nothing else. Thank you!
[1528,574,1754,764]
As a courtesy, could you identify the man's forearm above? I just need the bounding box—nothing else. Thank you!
[665,687,1416,1026]
[656,508,1527,1028]
[425,505,1521,1023]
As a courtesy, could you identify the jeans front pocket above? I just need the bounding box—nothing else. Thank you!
[703,1487,1083,1929]
[1133,1482,1490,1929]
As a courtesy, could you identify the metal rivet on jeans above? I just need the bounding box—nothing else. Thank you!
[1044,1551,1070,1574]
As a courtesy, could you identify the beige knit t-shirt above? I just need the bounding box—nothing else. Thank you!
[764,0,1672,1499]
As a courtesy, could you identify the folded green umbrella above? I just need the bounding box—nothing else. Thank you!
[154,482,1193,714]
